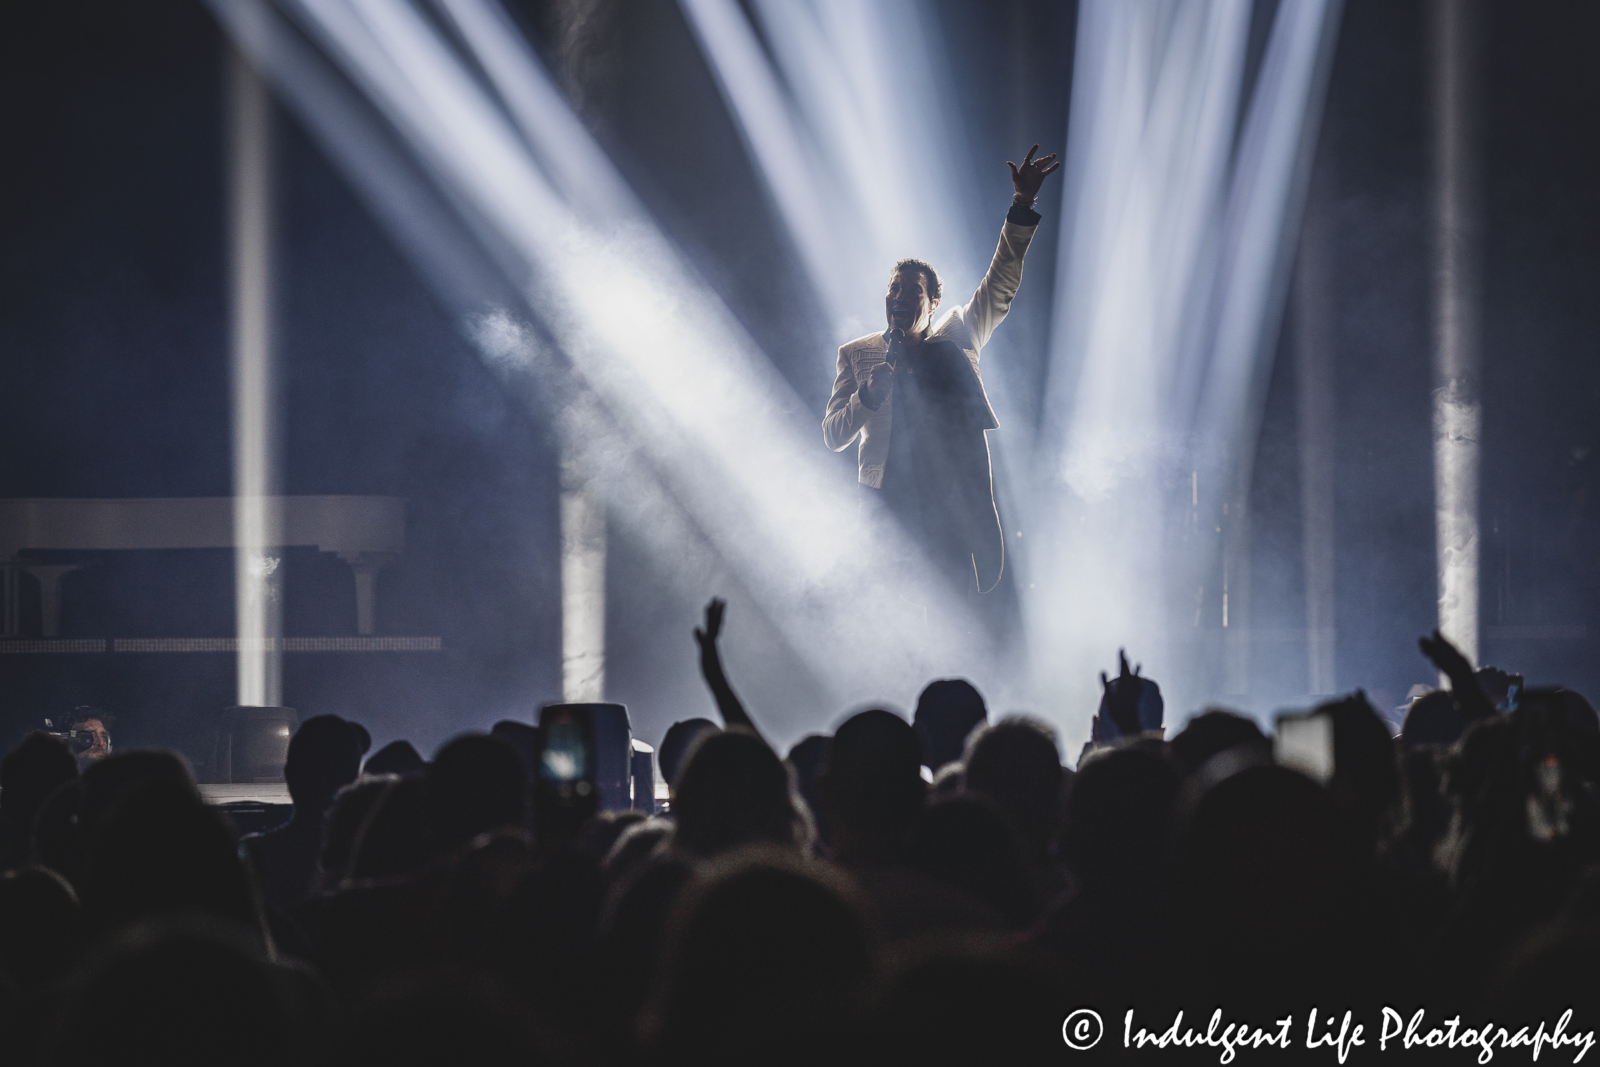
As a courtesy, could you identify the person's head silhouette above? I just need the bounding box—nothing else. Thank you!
[284,715,365,815]
[428,734,527,851]
[822,710,925,865]
[964,717,1063,859]
[671,730,808,858]
[659,719,720,789]
[913,680,987,772]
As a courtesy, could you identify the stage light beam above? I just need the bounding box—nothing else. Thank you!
[1027,0,1251,728]
[228,50,284,708]
[1029,0,1341,731]
[217,0,986,737]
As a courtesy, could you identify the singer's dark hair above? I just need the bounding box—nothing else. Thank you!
[68,706,115,729]
[890,258,941,302]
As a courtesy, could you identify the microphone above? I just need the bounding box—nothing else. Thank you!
[885,327,905,369]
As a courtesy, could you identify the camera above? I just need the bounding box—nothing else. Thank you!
[42,718,99,756]
[42,706,112,761]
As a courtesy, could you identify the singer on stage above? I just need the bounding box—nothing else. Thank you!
[822,145,1060,594]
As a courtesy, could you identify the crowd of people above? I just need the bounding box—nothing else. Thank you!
[0,599,1596,1065]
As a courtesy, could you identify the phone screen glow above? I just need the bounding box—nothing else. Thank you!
[543,719,589,782]
[1275,713,1334,784]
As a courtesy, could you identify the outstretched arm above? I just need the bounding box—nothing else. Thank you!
[695,598,766,745]
[965,144,1061,350]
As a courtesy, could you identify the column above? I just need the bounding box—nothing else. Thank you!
[1221,490,1252,698]
[338,551,396,635]
[1,561,16,637]
[230,49,284,707]
[560,449,606,703]
[1430,0,1483,668]
[20,565,83,638]
[1296,182,1337,696]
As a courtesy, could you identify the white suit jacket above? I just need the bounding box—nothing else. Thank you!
[822,216,1039,487]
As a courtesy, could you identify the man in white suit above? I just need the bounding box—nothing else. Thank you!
[823,145,1060,594]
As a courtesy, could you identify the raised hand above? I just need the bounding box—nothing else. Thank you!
[693,597,763,742]
[1006,144,1061,201]
[1098,648,1145,738]
[694,596,726,650]
[1418,629,1472,686]
[1418,629,1496,720]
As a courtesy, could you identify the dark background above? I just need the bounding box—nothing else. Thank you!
[1,0,1596,763]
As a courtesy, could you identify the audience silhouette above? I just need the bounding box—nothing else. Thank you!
[245,715,366,911]
[0,602,1595,1063]
[0,734,78,868]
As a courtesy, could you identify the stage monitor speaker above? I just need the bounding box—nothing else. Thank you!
[214,706,298,784]
[630,739,657,813]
